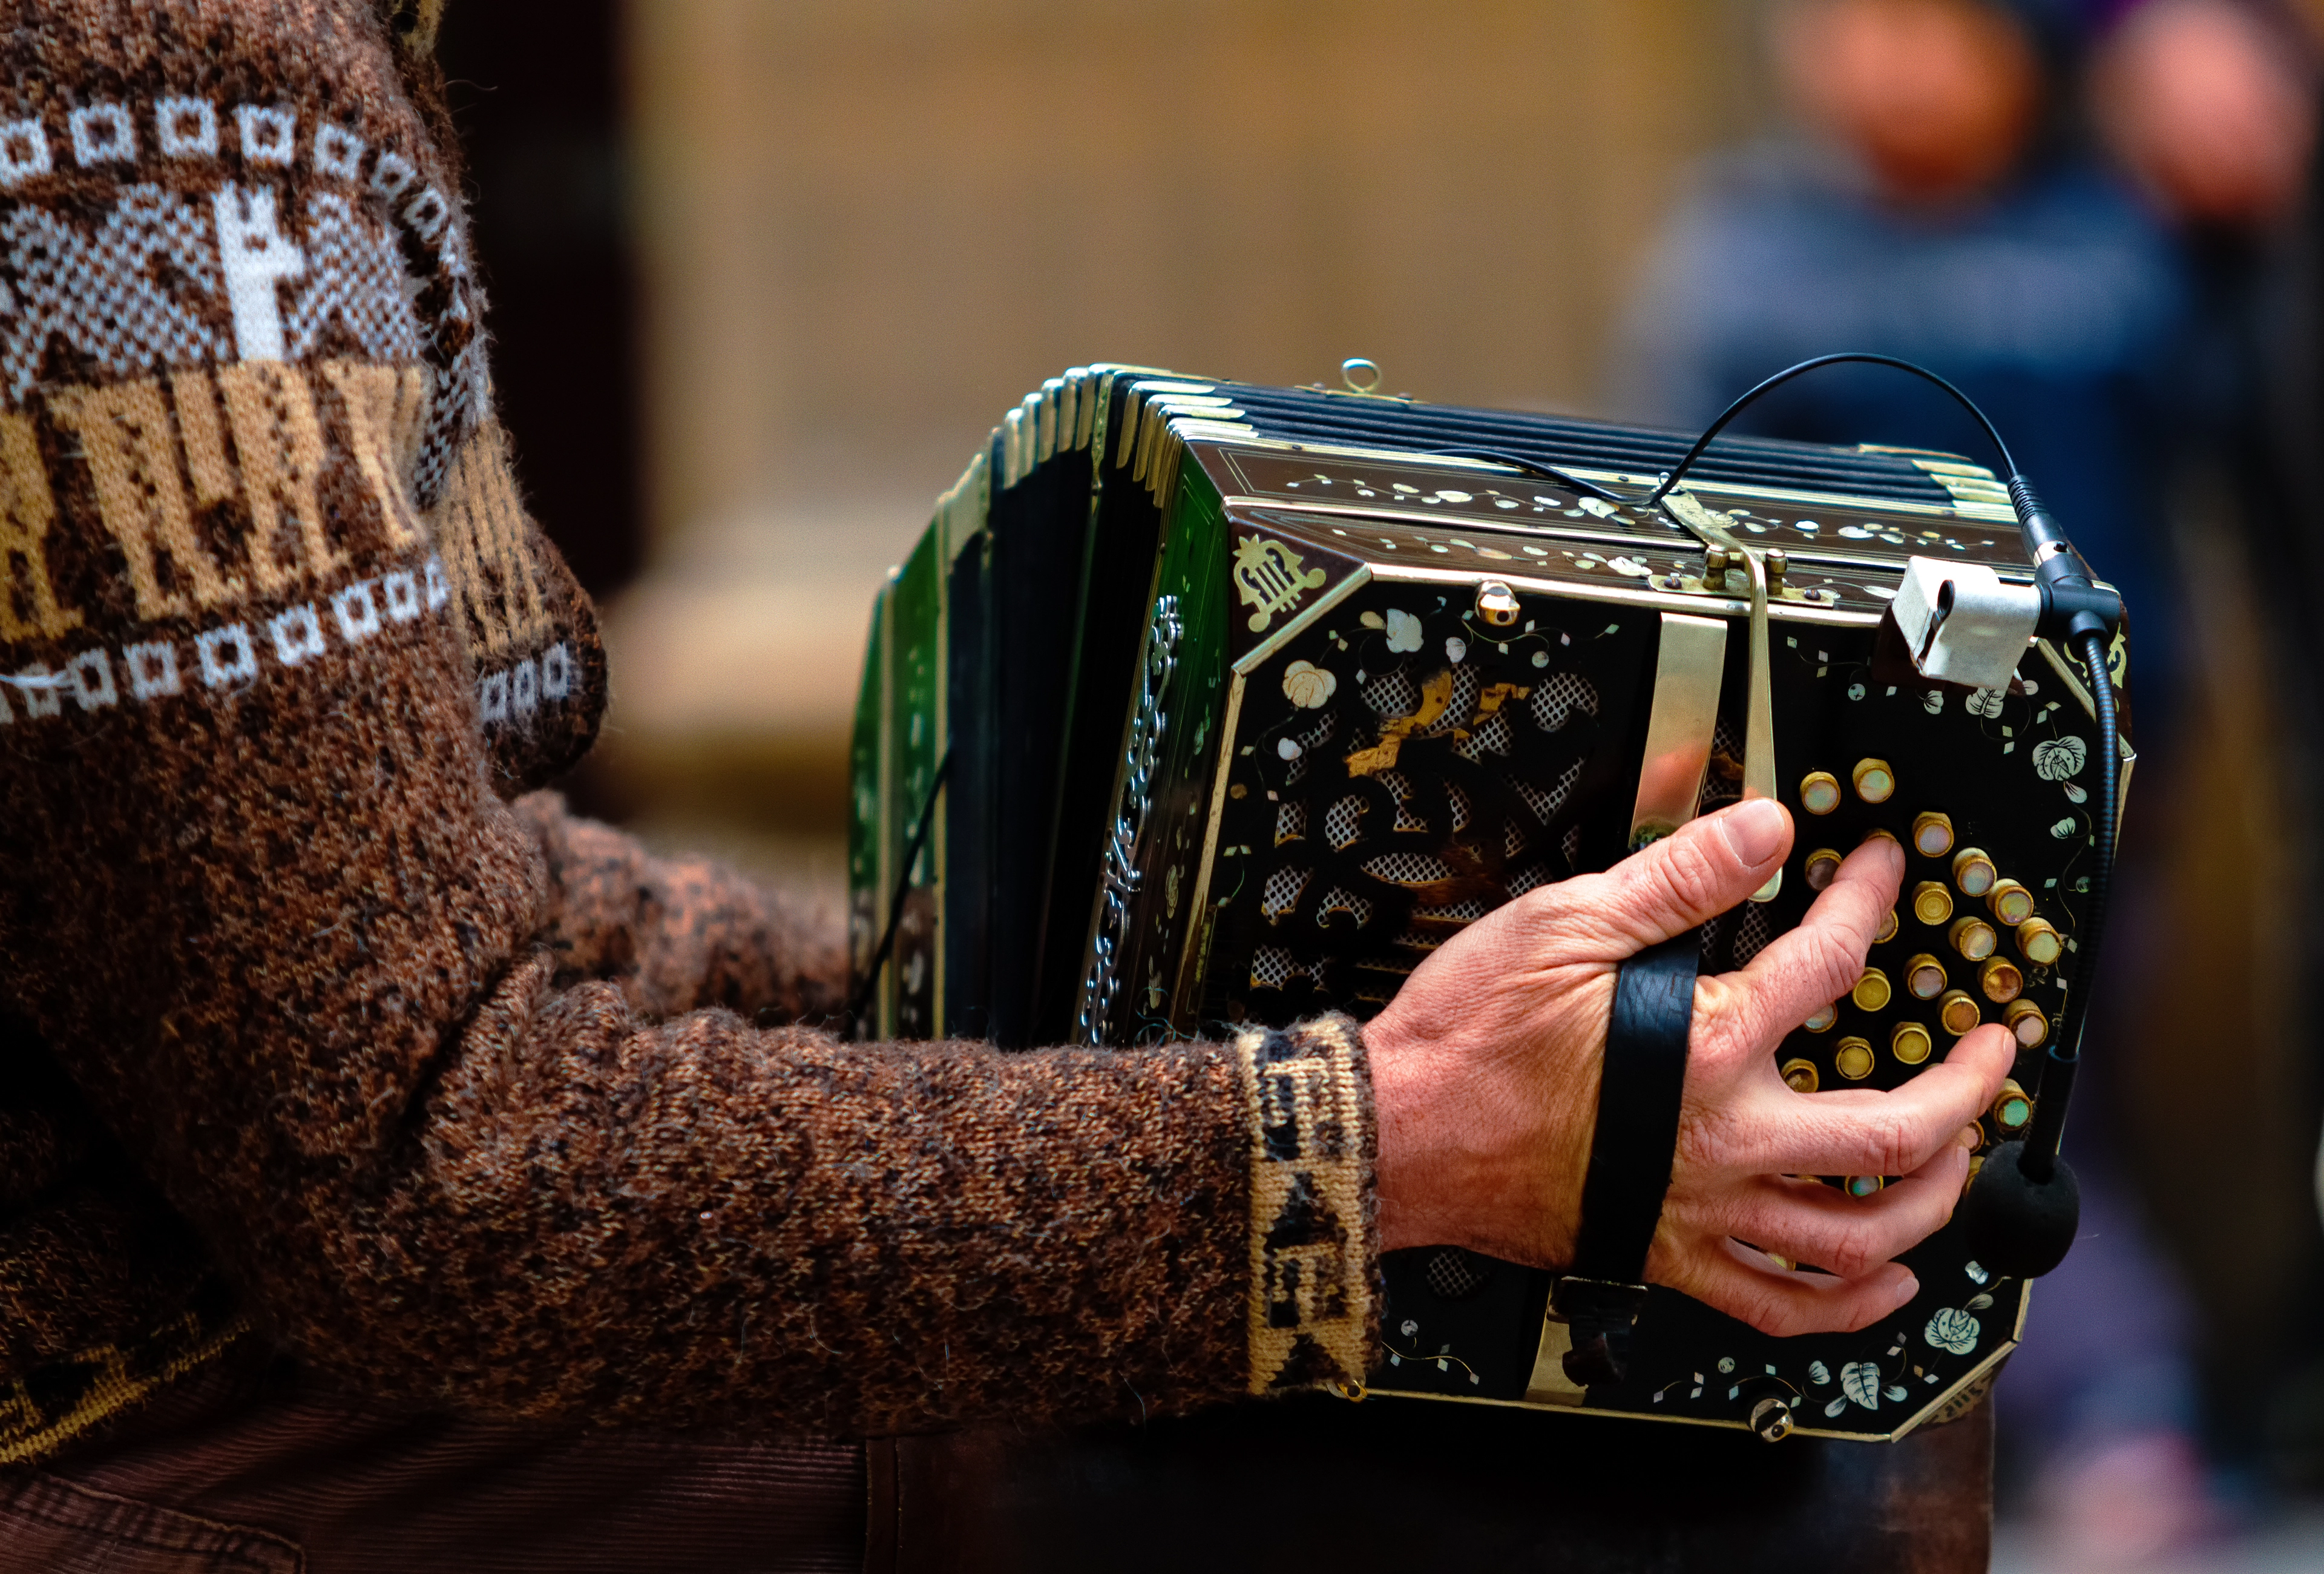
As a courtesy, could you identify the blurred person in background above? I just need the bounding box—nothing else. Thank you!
[2084,0,2324,1521]
[1622,0,2185,702]
[2092,0,2317,234]
[1616,1,2298,1563]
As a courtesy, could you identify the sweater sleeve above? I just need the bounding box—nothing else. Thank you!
[0,1,1378,1434]
[510,792,851,1029]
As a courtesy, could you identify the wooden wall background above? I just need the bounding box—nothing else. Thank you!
[599,0,1767,823]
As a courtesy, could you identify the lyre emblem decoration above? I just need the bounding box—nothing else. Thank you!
[1233,534,1328,633]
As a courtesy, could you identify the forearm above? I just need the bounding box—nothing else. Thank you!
[10,715,1375,1433]
[278,983,1376,1432]
[512,792,849,1027]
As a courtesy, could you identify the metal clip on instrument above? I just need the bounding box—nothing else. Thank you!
[1659,490,1782,903]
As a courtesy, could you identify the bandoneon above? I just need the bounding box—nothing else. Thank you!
[848,366,2131,1442]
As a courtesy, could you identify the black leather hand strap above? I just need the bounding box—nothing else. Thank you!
[1552,926,1701,1388]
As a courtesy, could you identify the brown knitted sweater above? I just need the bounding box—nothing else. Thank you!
[0,0,1376,1465]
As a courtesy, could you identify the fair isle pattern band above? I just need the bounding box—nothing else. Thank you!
[0,1301,250,1467]
[0,87,485,511]
[1237,1016,1371,1394]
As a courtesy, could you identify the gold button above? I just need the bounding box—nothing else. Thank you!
[1876,909,1900,944]
[1853,758,1896,803]
[1958,1121,1986,1151]
[2003,998,2049,1048]
[1834,1036,1876,1080]
[1986,879,2035,927]
[1949,917,1998,961]
[1781,1057,1820,1093]
[1952,847,1997,897]
[1800,771,1842,815]
[1804,1001,1838,1033]
[2017,918,2064,967]
[1804,848,1843,890]
[1938,989,1983,1036]
[1844,1174,1885,1197]
[1852,967,1892,1012]
[1904,953,1948,1000]
[1892,1022,1932,1065]
[1991,1079,2034,1134]
[1980,956,2024,1004]
[1912,881,1954,926]
[1911,811,1955,858]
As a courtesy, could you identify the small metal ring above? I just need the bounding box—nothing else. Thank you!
[1341,357,1382,394]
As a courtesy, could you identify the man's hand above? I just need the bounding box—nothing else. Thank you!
[1366,797,2014,1338]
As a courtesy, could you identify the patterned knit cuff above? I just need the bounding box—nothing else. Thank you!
[1235,1013,1378,1394]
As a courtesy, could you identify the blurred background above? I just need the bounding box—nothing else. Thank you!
[436,1,2324,1567]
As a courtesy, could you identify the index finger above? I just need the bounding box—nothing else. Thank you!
[1709,833,1904,1052]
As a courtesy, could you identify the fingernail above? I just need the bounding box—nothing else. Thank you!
[1893,1275,1920,1308]
[1722,798,1788,866]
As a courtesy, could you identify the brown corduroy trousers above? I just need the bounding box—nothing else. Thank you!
[0,1344,865,1573]
[2,1342,1998,1572]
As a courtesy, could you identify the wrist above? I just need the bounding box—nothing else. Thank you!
[1368,1006,1493,1256]
[1365,1001,1594,1266]
[1367,1006,1439,1254]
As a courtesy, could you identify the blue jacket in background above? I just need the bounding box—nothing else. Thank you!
[1615,142,2191,723]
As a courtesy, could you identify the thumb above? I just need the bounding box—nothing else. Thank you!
[1586,799,1795,951]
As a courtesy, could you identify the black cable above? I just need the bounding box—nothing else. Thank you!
[2022,630,2116,1180]
[844,747,953,1033]
[1644,352,2018,506]
[1429,446,1635,507]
